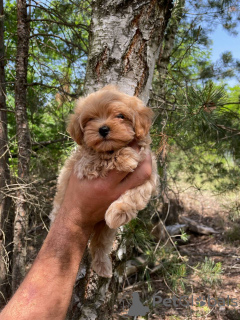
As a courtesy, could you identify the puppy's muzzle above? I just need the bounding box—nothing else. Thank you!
[99,125,110,138]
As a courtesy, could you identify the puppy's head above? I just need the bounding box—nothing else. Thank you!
[67,86,153,152]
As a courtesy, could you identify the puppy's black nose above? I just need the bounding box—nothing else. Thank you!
[99,125,110,137]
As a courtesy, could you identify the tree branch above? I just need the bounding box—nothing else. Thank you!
[0,109,15,113]
[28,19,89,31]
[26,82,79,98]
[216,124,240,133]
[29,34,87,53]
[10,137,71,159]
[216,102,240,106]
[32,137,70,147]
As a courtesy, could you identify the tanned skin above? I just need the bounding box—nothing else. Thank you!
[0,148,152,320]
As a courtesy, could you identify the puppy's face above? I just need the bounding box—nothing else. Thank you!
[67,86,153,152]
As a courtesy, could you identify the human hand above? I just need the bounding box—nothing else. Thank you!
[57,147,152,230]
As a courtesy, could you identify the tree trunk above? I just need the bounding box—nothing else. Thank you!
[69,1,173,319]
[84,0,173,104]
[12,0,31,292]
[0,0,12,308]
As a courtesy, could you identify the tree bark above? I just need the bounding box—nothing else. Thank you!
[12,0,31,292]
[84,0,173,104]
[70,1,173,319]
[0,0,12,307]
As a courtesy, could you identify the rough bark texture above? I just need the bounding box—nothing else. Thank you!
[12,0,31,292]
[85,0,173,105]
[70,1,173,319]
[0,0,12,307]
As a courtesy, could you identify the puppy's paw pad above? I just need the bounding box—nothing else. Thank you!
[92,260,112,278]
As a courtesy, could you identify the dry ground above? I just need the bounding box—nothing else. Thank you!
[114,185,240,320]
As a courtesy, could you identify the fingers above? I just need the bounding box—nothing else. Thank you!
[105,168,130,185]
[117,152,152,194]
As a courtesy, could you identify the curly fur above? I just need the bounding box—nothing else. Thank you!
[50,85,159,278]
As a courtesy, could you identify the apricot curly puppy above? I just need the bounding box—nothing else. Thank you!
[50,85,159,278]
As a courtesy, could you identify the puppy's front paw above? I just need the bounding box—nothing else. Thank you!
[105,202,134,229]
[92,255,112,278]
[114,147,140,172]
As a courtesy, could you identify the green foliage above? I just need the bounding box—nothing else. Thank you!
[4,0,91,176]
[151,0,240,200]
[156,254,188,292]
[154,78,240,193]
[152,0,240,198]
[163,259,187,292]
[226,201,240,222]
[196,257,222,286]
[180,230,189,242]
[122,218,155,255]
[195,305,211,318]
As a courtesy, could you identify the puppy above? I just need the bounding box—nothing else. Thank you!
[50,85,159,278]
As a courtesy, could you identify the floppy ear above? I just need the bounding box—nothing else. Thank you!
[67,98,84,145]
[67,113,83,145]
[131,97,154,139]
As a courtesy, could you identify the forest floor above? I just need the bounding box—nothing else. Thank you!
[114,184,240,320]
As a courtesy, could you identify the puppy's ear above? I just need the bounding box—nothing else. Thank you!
[67,113,83,145]
[67,98,84,145]
[131,97,154,139]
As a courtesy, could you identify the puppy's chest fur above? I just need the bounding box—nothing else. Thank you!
[73,143,149,180]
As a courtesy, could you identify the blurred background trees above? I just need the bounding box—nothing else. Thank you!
[1,0,90,308]
[0,0,240,318]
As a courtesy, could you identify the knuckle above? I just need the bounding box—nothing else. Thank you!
[143,165,152,180]
[142,160,152,180]
[93,180,108,194]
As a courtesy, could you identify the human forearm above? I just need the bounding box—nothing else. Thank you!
[0,207,92,320]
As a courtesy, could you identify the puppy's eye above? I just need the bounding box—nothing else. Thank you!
[116,114,125,119]
[82,117,94,128]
